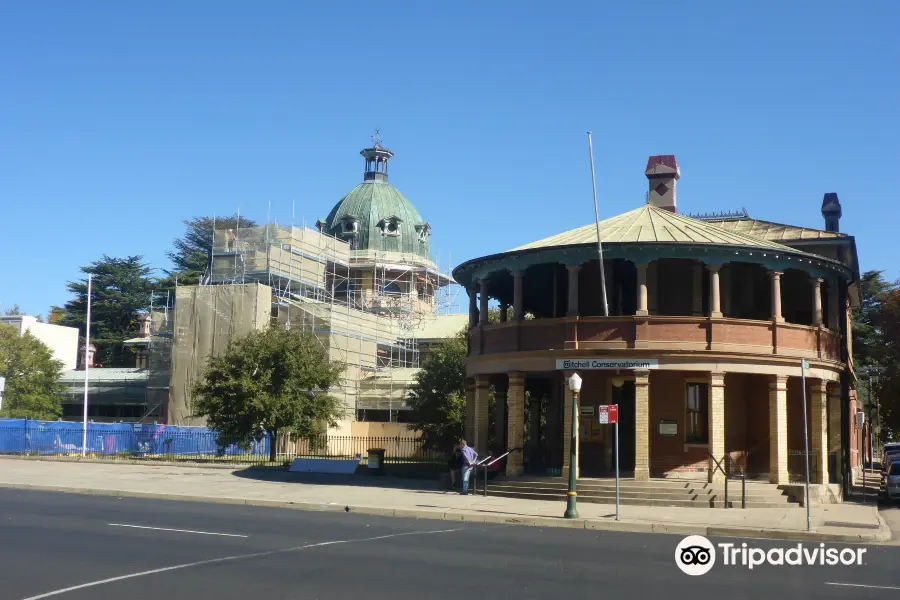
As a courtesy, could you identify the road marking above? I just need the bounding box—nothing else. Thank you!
[19,527,463,600]
[826,582,900,591]
[108,523,248,538]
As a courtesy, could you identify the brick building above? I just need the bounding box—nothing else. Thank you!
[453,155,862,501]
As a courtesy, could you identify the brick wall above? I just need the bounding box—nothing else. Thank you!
[649,370,708,475]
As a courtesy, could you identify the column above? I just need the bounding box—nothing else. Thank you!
[499,303,508,323]
[708,372,726,483]
[468,285,477,328]
[562,376,579,479]
[770,271,784,323]
[479,279,489,325]
[634,369,651,481]
[810,380,829,485]
[566,265,581,317]
[635,263,649,316]
[464,378,475,444]
[647,262,658,314]
[474,375,490,455]
[506,372,526,476]
[827,281,839,330]
[709,265,723,318]
[513,271,524,321]
[692,263,703,316]
[828,384,842,482]
[811,277,823,326]
[769,375,789,484]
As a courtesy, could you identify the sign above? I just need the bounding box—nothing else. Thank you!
[659,420,678,436]
[801,359,810,369]
[580,406,595,416]
[556,359,659,370]
[598,404,618,425]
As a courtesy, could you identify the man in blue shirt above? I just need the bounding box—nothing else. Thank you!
[459,439,478,495]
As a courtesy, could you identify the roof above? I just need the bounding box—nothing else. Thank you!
[511,205,817,254]
[646,155,679,173]
[704,218,846,242]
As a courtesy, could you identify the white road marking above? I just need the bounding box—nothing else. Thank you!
[826,582,900,591]
[19,528,463,600]
[108,523,248,538]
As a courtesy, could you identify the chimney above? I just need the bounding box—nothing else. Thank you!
[137,313,151,338]
[645,155,680,212]
[821,193,842,233]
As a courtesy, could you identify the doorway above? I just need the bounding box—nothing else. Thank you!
[578,380,636,476]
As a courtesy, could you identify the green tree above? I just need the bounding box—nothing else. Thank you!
[60,256,156,367]
[3,304,23,316]
[191,327,344,462]
[161,215,258,290]
[406,330,468,452]
[0,325,65,419]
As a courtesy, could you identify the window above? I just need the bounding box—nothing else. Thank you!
[685,382,709,444]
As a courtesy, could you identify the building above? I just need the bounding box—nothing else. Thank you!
[156,139,464,434]
[452,155,862,501]
[0,315,78,371]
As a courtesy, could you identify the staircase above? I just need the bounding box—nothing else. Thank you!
[486,477,798,508]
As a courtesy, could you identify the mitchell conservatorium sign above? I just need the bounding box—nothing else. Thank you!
[556,358,659,370]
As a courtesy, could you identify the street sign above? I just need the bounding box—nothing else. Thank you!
[597,405,619,425]
[801,359,809,369]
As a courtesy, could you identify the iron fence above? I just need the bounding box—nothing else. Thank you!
[0,419,445,474]
[788,449,819,484]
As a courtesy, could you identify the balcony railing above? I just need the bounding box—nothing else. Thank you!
[470,315,841,363]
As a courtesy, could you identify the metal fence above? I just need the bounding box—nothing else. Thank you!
[0,419,445,474]
[788,449,819,484]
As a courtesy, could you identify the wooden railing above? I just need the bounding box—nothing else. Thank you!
[472,315,842,363]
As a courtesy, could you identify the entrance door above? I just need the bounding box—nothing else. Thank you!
[613,382,636,472]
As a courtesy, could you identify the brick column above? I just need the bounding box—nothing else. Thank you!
[479,279,489,326]
[562,377,579,479]
[506,372,526,476]
[770,271,784,323]
[464,378,475,444]
[709,265,723,318]
[692,263,703,316]
[708,372,726,482]
[567,265,581,317]
[828,384,841,482]
[811,277,824,326]
[493,377,508,453]
[513,271,524,321]
[474,375,490,455]
[810,379,829,485]
[769,375,789,484]
[634,369,651,481]
[635,263,649,316]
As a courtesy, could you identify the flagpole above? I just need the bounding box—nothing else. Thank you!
[82,274,92,457]
[587,132,609,316]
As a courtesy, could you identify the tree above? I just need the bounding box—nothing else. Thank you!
[47,307,66,325]
[406,330,468,452]
[191,327,344,462]
[162,215,258,290]
[0,325,65,419]
[60,256,156,367]
[3,304,23,316]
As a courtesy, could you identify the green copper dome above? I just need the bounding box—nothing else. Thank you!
[321,144,432,260]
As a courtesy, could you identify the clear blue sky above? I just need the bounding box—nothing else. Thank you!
[1,1,897,317]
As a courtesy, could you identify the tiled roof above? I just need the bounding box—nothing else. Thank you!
[511,205,813,253]
[704,218,845,241]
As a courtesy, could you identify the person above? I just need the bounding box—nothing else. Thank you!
[448,445,463,490]
[459,439,478,496]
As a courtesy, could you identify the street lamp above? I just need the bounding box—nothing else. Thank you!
[565,372,582,519]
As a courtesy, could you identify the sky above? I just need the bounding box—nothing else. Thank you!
[1,1,898,317]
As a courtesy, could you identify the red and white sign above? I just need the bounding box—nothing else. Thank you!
[598,404,619,425]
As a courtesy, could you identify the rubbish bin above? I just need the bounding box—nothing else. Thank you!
[367,448,386,475]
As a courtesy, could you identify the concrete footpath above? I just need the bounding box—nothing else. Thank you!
[0,457,890,543]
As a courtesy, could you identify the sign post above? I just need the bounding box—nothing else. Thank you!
[598,404,620,520]
[0,376,5,412]
[800,359,810,531]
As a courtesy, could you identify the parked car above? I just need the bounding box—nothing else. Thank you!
[881,445,900,478]
[886,462,900,501]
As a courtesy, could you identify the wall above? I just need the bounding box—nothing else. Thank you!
[650,370,708,475]
[350,421,420,438]
[0,316,79,371]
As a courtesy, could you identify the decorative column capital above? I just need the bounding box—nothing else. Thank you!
[633,369,651,384]
[809,379,829,394]
[810,277,824,286]
[707,264,722,273]
[474,374,491,389]
[566,264,582,273]
[511,270,524,279]
[709,372,726,387]
[769,374,789,390]
[508,371,526,387]
[769,270,784,279]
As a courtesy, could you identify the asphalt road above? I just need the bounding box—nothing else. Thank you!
[1,489,898,600]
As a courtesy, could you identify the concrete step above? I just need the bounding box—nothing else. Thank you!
[487,482,790,502]
[493,479,790,498]
[484,488,794,508]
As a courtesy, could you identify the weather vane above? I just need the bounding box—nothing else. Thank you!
[371,127,383,148]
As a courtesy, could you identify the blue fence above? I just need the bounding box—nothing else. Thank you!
[0,419,269,459]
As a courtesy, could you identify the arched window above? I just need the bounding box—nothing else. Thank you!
[384,282,402,296]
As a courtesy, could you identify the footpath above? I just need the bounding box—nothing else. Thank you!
[0,457,890,543]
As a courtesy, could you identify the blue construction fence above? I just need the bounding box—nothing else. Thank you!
[0,419,268,459]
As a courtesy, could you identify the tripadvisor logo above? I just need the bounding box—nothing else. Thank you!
[675,535,867,575]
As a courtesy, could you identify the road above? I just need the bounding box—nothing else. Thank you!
[1,489,898,600]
